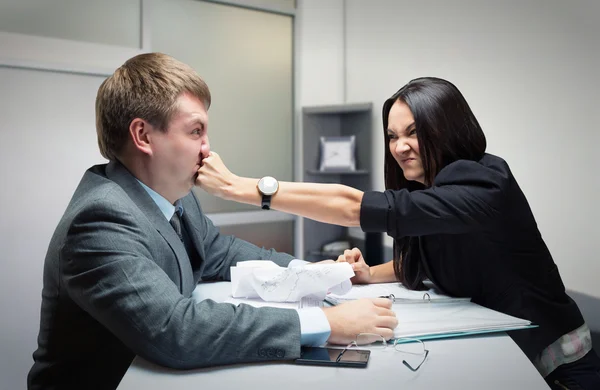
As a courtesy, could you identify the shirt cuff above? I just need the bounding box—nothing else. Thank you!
[360,190,391,233]
[290,259,331,345]
[288,259,309,267]
[296,307,331,346]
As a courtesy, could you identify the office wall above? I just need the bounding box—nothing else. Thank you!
[295,0,345,106]
[0,67,106,389]
[293,0,345,256]
[0,0,141,48]
[297,0,600,298]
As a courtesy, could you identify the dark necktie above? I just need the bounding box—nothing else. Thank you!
[170,211,183,241]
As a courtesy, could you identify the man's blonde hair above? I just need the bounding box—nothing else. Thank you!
[95,52,211,160]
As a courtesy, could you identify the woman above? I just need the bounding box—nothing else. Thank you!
[197,77,599,388]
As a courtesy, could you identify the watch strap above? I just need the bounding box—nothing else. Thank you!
[261,194,272,210]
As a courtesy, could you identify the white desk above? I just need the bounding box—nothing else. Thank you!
[118,282,550,390]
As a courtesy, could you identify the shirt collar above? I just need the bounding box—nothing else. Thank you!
[137,180,184,221]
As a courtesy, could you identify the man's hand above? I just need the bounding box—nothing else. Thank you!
[196,151,237,200]
[336,248,371,284]
[322,298,397,344]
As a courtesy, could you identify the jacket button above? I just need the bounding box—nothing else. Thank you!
[276,349,285,358]
[258,348,266,357]
[267,348,275,358]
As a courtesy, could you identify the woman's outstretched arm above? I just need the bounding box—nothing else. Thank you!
[197,152,364,227]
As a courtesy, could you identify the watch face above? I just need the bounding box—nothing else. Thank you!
[258,176,279,195]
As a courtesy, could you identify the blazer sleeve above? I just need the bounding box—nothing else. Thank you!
[187,193,295,281]
[61,196,301,369]
[360,158,511,238]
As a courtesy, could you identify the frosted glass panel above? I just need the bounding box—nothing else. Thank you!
[0,0,141,48]
[218,221,294,255]
[240,0,295,9]
[150,0,293,213]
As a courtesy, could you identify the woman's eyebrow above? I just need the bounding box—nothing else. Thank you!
[404,122,416,132]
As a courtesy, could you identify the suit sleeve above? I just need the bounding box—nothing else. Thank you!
[61,195,301,369]
[360,159,511,238]
[188,193,295,281]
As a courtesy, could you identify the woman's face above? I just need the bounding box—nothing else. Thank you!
[386,100,425,184]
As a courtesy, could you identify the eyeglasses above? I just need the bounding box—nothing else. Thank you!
[336,333,429,372]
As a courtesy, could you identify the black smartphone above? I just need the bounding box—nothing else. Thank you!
[295,347,370,368]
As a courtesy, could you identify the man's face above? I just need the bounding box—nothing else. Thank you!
[150,92,210,203]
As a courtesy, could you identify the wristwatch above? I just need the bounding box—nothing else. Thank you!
[257,176,279,210]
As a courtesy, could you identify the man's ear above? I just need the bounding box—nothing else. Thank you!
[129,118,153,156]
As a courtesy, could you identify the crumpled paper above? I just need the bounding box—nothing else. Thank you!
[230,260,354,302]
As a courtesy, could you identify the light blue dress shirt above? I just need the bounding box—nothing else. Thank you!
[137,181,331,346]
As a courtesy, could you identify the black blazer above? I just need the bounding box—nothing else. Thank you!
[361,153,584,360]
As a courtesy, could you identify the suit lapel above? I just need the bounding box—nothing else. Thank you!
[105,161,194,293]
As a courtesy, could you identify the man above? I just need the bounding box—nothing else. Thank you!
[28,53,397,390]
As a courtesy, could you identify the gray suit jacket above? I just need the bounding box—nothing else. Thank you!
[28,161,301,390]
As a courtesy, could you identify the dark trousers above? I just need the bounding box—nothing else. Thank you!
[545,350,600,390]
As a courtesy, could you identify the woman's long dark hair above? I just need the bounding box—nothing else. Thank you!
[383,77,487,289]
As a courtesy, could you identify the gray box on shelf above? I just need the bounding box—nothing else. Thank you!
[301,102,383,265]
